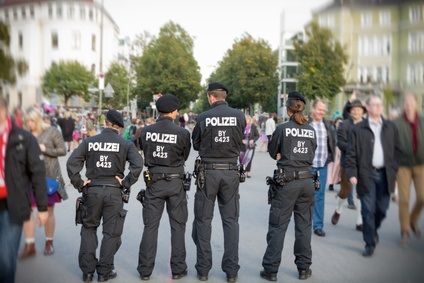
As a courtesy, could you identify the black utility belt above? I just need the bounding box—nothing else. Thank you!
[274,169,315,180]
[151,173,184,180]
[87,183,122,189]
[203,163,238,170]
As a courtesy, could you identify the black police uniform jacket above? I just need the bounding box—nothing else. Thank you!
[140,116,191,172]
[67,128,143,191]
[268,118,317,169]
[192,101,246,163]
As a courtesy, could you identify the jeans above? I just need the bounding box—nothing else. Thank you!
[360,169,390,248]
[312,166,328,231]
[0,211,23,283]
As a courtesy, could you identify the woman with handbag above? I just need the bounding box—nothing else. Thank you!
[19,108,67,259]
[240,115,260,178]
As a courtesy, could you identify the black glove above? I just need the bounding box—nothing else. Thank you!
[121,188,130,203]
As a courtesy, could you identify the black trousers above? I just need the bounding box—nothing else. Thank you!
[192,169,240,277]
[79,186,126,276]
[262,178,315,274]
[137,178,188,276]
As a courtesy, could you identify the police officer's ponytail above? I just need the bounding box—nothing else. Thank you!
[286,99,308,125]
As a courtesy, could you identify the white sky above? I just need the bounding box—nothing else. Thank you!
[103,0,330,82]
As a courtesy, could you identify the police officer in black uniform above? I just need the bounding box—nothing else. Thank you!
[260,92,317,282]
[67,109,143,282]
[192,82,246,283]
[137,94,191,280]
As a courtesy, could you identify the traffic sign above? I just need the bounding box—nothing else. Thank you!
[104,83,115,98]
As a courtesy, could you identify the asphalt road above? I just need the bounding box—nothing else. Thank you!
[15,149,424,283]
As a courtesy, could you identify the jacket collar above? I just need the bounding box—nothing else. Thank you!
[210,100,227,108]
[156,116,173,123]
[362,115,386,129]
[102,127,119,135]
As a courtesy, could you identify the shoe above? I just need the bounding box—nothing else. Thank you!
[331,211,340,225]
[400,232,410,247]
[314,229,326,237]
[44,240,54,256]
[172,270,187,280]
[98,270,117,282]
[362,246,374,257]
[356,224,363,231]
[411,223,422,239]
[298,269,312,280]
[347,204,357,210]
[139,274,151,281]
[197,274,208,281]
[83,273,94,282]
[227,274,237,282]
[259,270,277,281]
[19,243,36,260]
[328,184,334,191]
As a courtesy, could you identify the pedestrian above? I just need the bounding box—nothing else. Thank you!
[57,111,75,152]
[260,91,317,282]
[137,94,191,281]
[191,82,246,282]
[394,92,424,245]
[19,108,67,259]
[346,95,399,257]
[327,116,343,192]
[265,113,276,141]
[310,99,336,237]
[66,109,143,282]
[331,100,366,231]
[240,115,259,178]
[0,96,48,283]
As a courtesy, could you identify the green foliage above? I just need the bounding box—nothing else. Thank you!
[0,21,27,93]
[42,61,95,106]
[133,21,202,109]
[104,62,132,108]
[293,22,347,100]
[208,34,279,112]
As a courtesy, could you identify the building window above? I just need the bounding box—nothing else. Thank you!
[72,31,81,49]
[379,11,390,26]
[318,14,335,28]
[89,8,93,21]
[91,34,96,51]
[48,4,53,18]
[29,5,34,18]
[361,12,372,27]
[68,5,74,19]
[51,32,59,49]
[409,6,421,23]
[21,7,26,19]
[80,6,86,20]
[12,8,17,20]
[57,4,62,18]
[407,64,424,85]
[408,32,424,53]
[18,31,23,50]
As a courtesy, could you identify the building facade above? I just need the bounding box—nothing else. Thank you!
[313,0,424,109]
[0,0,119,109]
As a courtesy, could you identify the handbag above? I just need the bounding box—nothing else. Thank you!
[46,177,60,196]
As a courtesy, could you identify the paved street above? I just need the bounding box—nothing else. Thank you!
[16,149,424,283]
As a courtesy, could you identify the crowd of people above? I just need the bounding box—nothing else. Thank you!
[0,87,422,283]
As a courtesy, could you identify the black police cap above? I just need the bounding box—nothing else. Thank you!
[106,109,124,128]
[207,82,228,94]
[156,94,180,113]
[287,91,306,104]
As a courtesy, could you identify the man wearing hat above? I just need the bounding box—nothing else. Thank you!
[137,94,191,281]
[67,109,143,282]
[260,91,317,281]
[331,99,366,231]
[192,82,246,282]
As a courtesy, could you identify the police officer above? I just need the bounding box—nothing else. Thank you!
[67,109,143,282]
[137,94,191,280]
[192,82,246,282]
[260,91,317,282]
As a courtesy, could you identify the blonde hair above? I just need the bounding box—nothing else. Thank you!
[25,108,49,133]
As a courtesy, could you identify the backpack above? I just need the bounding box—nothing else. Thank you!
[122,125,133,141]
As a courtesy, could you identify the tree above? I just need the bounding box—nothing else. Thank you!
[208,34,279,113]
[42,61,95,106]
[293,22,348,100]
[133,21,202,109]
[0,21,27,95]
[104,62,132,109]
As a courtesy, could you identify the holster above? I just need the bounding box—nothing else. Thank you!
[183,172,192,191]
[136,189,146,207]
[266,176,278,204]
[313,171,320,191]
[193,158,205,190]
[75,196,85,225]
[238,164,246,183]
[143,170,153,187]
